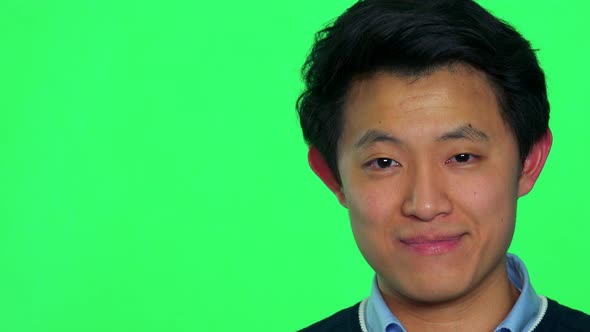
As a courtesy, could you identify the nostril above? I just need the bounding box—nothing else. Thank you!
[402,191,452,221]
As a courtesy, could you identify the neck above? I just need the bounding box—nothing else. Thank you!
[380,261,520,332]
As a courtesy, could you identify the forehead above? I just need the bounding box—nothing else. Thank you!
[340,65,509,147]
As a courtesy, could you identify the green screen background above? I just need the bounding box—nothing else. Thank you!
[1,1,589,331]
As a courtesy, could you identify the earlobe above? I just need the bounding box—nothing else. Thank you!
[308,146,347,207]
[518,129,553,197]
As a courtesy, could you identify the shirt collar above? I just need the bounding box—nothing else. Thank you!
[495,253,542,332]
[366,276,406,332]
[365,253,541,332]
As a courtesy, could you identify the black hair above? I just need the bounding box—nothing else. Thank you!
[296,0,549,180]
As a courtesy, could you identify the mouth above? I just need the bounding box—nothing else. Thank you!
[400,233,466,256]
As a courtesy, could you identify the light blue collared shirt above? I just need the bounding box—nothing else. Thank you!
[365,254,543,332]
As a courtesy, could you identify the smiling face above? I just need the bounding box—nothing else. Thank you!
[335,65,530,304]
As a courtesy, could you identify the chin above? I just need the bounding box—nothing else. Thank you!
[380,273,475,305]
[405,284,471,304]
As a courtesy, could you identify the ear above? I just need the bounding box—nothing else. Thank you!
[518,129,553,197]
[308,146,347,207]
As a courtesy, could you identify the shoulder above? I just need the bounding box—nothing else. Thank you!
[298,301,363,332]
[537,297,590,332]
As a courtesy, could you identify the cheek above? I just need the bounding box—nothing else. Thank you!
[345,185,400,271]
[344,182,402,255]
[454,171,518,239]
[345,182,397,227]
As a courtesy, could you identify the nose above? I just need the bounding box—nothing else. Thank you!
[401,165,452,221]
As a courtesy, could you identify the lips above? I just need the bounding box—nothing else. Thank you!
[400,233,466,255]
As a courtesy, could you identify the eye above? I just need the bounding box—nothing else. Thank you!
[367,158,401,169]
[446,153,478,164]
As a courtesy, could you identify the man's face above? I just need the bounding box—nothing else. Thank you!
[336,65,526,304]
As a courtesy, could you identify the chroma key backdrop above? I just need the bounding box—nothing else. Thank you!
[1,0,589,331]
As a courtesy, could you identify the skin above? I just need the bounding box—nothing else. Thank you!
[309,64,551,331]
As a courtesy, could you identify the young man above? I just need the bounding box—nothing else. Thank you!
[296,1,590,331]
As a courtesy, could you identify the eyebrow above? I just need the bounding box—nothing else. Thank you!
[437,124,489,142]
[355,129,403,149]
[354,124,489,149]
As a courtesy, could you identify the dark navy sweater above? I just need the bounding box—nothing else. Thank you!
[300,298,590,331]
